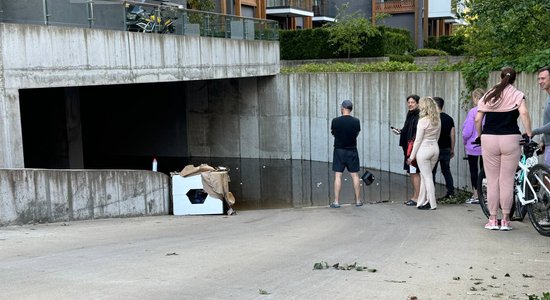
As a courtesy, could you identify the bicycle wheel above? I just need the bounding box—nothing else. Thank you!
[526,164,550,237]
[477,169,490,218]
[477,169,517,221]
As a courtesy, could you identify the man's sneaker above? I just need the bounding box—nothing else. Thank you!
[500,220,512,231]
[466,197,479,204]
[329,202,341,208]
[484,219,499,230]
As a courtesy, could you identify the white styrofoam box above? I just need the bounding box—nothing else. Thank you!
[172,174,223,215]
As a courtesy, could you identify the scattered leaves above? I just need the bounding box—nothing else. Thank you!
[165,252,178,256]
[313,261,376,272]
[453,276,460,281]
[505,273,510,277]
[258,289,270,295]
[313,261,329,270]
[522,273,534,278]
[386,280,406,283]
[491,275,497,279]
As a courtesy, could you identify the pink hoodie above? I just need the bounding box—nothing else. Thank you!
[477,84,524,113]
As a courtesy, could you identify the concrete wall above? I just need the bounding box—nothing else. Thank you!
[0,169,169,226]
[0,22,280,168]
[186,72,549,191]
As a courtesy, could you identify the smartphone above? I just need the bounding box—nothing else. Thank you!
[390,126,400,135]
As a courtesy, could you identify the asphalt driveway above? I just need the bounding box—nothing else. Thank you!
[1,202,549,299]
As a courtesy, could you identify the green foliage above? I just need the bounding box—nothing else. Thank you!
[388,54,414,64]
[515,49,550,73]
[528,292,550,300]
[411,48,449,57]
[279,29,336,60]
[279,28,384,60]
[388,54,414,63]
[280,61,422,73]
[380,26,416,55]
[186,0,216,25]
[425,35,465,56]
[324,3,380,58]
[463,0,550,58]
[187,0,215,11]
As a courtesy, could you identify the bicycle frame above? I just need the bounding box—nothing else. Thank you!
[516,145,550,206]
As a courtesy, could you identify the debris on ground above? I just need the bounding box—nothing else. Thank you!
[258,289,270,295]
[313,261,376,272]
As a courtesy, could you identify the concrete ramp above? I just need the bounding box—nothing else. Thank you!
[0,169,170,226]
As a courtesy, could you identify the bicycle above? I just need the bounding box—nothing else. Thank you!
[477,140,550,236]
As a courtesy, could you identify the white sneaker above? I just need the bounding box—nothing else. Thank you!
[466,197,479,204]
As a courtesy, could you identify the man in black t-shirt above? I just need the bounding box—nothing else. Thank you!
[432,97,455,197]
[330,100,362,208]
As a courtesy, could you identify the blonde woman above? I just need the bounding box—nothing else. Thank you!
[407,97,442,210]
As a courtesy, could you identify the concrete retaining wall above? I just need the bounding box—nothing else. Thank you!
[0,169,170,226]
[187,72,549,191]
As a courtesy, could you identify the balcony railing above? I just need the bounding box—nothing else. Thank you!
[312,0,336,17]
[267,0,313,12]
[375,0,415,14]
[0,0,279,41]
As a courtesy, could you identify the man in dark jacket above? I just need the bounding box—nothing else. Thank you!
[432,97,455,198]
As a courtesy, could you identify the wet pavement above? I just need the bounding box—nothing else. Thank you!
[185,158,444,210]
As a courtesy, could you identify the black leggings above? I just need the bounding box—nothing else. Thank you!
[467,155,483,190]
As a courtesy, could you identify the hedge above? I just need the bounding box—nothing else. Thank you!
[280,26,413,60]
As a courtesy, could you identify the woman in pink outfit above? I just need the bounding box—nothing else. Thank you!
[474,67,533,231]
[407,97,441,210]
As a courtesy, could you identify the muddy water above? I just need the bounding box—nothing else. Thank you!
[176,157,433,211]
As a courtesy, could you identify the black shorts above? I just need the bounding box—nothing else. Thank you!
[332,148,360,173]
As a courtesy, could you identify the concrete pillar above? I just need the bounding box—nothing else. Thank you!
[0,88,24,168]
[64,87,84,169]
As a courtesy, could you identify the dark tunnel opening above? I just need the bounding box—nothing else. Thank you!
[19,81,189,173]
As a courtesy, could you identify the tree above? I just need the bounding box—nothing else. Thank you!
[324,3,379,58]
[187,0,215,11]
[462,0,550,58]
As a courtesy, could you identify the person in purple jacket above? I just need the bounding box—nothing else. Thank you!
[462,88,485,204]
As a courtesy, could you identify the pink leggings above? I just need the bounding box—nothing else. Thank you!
[481,134,521,216]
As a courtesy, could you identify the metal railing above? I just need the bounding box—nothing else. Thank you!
[374,0,415,14]
[267,0,313,11]
[0,0,278,41]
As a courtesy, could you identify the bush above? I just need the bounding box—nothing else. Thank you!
[425,35,465,56]
[388,54,414,63]
[280,61,423,73]
[379,26,416,55]
[280,26,390,60]
[411,48,449,57]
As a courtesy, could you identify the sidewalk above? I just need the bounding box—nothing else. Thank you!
[1,203,549,299]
